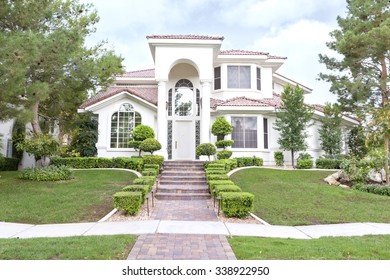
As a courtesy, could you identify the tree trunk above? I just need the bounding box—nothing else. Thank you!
[31,101,42,135]
[379,56,389,185]
[291,150,295,169]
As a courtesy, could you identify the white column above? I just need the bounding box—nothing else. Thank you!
[157,80,168,159]
[201,80,211,144]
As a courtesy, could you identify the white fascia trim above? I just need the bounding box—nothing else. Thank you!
[216,106,276,112]
[273,73,312,93]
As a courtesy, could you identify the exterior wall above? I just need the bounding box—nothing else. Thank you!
[0,119,14,157]
[93,96,157,158]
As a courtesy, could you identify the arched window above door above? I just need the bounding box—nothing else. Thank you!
[174,79,194,116]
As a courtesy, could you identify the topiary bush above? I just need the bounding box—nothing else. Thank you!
[122,185,150,202]
[113,191,142,215]
[296,159,313,169]
[196,143,216,161]
[215,140,234,149]
[129,125,155,156]
[214,184,242,197]
[139,138,162,155]
[235,157,263,167]
[0,157,19,171]
[220,192,254,218]
[19,165,74,181]
[315,158,342,169]
[211,117,233,139]
[274,151,284,166]
[216,150,232,160]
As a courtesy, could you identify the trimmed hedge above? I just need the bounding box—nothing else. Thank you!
[113,191,142,215]
[353,183,390,196]
[208,180,236,193]
[50,156,143,172]
[207,163,226,169]
[19,165,74,181]
[206,174,229,181]
[205,169,226,175]
[220,192,254,218]
[235,157,263,167]
[122,185,150,202]
[142,155,164,168]
[143,164,160,172]
[296,159,313,169]
[0,157,19,171]
[133,176,156,188]
[214,184,242,197]
[315,158,342,169]
[142,169,158,176]
[216,150,232,160]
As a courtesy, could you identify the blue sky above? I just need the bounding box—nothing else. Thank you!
[81,0,347,105]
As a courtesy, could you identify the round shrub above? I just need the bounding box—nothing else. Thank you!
[196,143,216,161]
[19,165,74,181]
[296,159,313,169]
[216,150,232,160]
[274,151,284,166]
[215,140,234,149]
[139,138,162,155]
[211,117,233,138]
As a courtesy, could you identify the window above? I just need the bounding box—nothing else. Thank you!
[6,139,13,158]
[256,67,261,90]
[214,67,221,90]
[174,79,193,116]
[110,103,141,148]
[263,118,268,149]
[231,117,257,148]
[228,66,251,89]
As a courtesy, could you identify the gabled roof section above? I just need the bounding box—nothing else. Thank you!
[117,68,155,78]
[79,86,157,109]
[211,93,282,109]
[219,50,287,60]
[146,35,225,40]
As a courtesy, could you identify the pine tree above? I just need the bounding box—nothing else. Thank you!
[319,0,390,184]
[274,85,314,168]
[318,103,343,157]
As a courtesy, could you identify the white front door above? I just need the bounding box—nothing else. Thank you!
[174,120,194,160]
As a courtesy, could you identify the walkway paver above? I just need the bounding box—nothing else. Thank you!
[158,220,228,235]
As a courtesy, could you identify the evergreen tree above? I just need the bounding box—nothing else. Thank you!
[274,85,313,168]
[318,103,343,157]
[319,0,390,183]
[0,0,123,135]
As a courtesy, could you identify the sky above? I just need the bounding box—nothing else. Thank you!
[80,0,348,105]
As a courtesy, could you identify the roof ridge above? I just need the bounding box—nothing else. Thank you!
[146,34,224,40]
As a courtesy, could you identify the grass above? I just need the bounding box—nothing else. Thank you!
[0,235,137,260]
[229,235,390,260]
[0,170,136,224]
[230,168,390,226]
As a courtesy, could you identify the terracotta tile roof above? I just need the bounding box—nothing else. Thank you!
[211,93,282,109]
[117,69,155,78]
[146,35,224,40]
[79,86,157,109]
[219,49,287,59]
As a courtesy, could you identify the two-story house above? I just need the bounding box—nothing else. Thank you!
[78,35,358,165]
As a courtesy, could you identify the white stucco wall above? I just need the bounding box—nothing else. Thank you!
[0,119,14,157]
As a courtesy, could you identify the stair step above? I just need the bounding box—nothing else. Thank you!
[159,176,206,181]
[155,193,211,200]
[159,180,207,185]
[158,185,209,193]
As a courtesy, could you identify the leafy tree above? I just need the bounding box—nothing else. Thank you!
[0,0,123,136]
[129,125,155,156]
[347,125,368,159]
[196,143,216,161]
[69,113,98,157]
[319,0,390,184]
[318,103,343,157]
[139,138,162,155]
[16,134,59,166]
[274,85,313,168]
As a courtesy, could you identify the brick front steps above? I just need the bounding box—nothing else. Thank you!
[156,161,211,200]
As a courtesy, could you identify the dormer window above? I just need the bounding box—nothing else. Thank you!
[227,65,251,89]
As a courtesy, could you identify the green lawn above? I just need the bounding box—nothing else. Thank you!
[0,235,137,260]
[230,168,390,226]
[229,235,390,260]
[0,170,136,224]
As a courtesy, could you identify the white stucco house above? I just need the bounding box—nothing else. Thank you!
[78,35,358,165]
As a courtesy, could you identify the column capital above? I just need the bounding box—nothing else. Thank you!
[200,79,213,86]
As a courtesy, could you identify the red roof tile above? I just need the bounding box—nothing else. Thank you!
[219,49,287,59]
[146,35,224,40]
[117,69,155,78]
[79,86,157,109]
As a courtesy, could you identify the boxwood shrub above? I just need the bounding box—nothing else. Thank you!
[122,185,150,202]
[296,159,313,169]
[19,165,74,181]
[204,159,238,172]
[142,155,164,168]
[205,169,226,175]
[208,180,236,193]
[113,191,142,215]
[142,169,158,176]
[133,176,156,189]
[0,157,19,171]
[235,157,263,167]
[214,184,242,197]
[220,192,254,218]
[143,164,160,172]
[112,157,144,171]
[315,158,342,169]
[206,174,229,181]
[216,150,232,160]
[207,163,226,169]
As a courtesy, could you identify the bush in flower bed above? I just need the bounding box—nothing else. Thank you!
[214,184,242,197]
[19,165,74,181]
[133,176,156,189]
[208,180,236,193]
[122,185,150,202]
[296,159,313,169]
[113,191,142,215]
[220,192,254,218]
[206,174,229,182]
